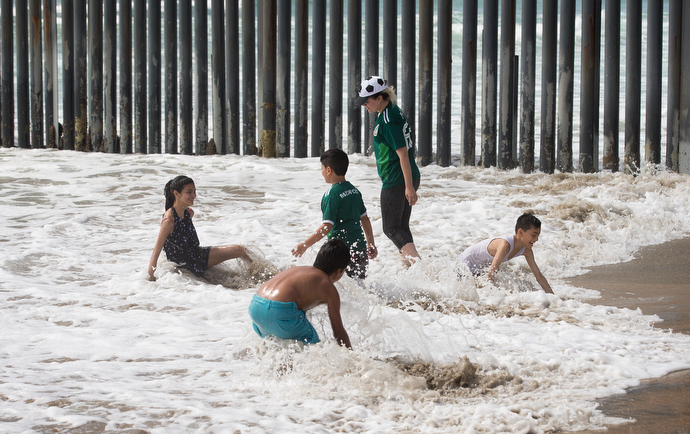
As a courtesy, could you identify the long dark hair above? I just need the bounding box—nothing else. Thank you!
[164,175,194,210]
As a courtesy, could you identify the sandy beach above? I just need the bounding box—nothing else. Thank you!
[570,238,690,434]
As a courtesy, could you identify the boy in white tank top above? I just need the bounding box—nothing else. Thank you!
[459,213,554,294]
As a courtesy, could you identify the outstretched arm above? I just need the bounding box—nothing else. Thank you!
[325,286,352,349]
[523,249,554,294]
[292,222,334,257]
[148,217,174,280]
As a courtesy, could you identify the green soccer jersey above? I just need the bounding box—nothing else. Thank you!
[321,181,367,253]
[373,102,421,189]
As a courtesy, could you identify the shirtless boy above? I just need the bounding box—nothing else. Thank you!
[249,239,353,349]
[459,213,554,294]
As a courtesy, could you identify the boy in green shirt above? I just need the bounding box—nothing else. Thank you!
[292,149,377,279]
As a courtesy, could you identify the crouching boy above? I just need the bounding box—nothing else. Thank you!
[459,213,554,294]
[249,239,353,348]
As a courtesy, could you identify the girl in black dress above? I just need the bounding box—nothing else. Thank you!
[148,175,251,280]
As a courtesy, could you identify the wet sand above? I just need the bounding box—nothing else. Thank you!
[569,238,690,434]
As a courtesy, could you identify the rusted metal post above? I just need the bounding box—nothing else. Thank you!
[347,0,361,155]
[0,14,1,146]
[437,0,451,167]
[594,0,602,168]
[401,0,415,150]
[165,0,177,154]
[580,0,601,172]
[194,0,207,154]
[62,0,75,150]
[461,0,477,166]
[226,0,239,154]
[180,0,192,154]
[294,0,307,157]
[312,0,326,156]
[512,55,518,164]
[89,0,103,151]
[1,0,13,148]
[133,0,146,153]
[17,0,30,148]
[30,0,44,149]
[603,0,620,171]
[557,0,575,172]
[212,0,227,154]
[148,0,161,154]
[329,0,343,151]
[540,0,557,173]
[242,0,257,155]
[383,0,396,89]
[418,0,432,165]
[667,0,681,172]
[481,0,498,168]
[364,0,378,157]
[519,0,536,173]
[260,0,276,157]
[0,17,1,148]
[119,0,132,153]
[104,0,116,153]
[43,0,58,149]
[276,0,289,156]
[679,0,690,173]
[498,0,515,169]
[73,0,87,151]
[257,0,263,136]
[624,0,641,173]
[646,0,663,166]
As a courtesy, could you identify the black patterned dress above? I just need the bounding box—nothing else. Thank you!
[163,208,211,276]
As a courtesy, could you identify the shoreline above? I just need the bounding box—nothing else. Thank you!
[568,238,690,433]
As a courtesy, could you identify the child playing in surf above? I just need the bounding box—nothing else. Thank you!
[148,175,251,281]
[459,213,554,294]
[250,239,353,349]
[291,148,377,279]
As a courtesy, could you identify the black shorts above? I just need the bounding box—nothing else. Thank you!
[346,249,369,280]
[380,177,420,250]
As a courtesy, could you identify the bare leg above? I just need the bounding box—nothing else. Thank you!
[207,245,251,268]
[400,242,421,263]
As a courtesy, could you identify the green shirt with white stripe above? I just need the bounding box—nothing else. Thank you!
[321,181,368,253]
[372,102,420,189]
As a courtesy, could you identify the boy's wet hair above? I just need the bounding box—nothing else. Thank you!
[515,213,541,233]
[164,175,194,210]
[313,239,351,275]
[320,148,349,176]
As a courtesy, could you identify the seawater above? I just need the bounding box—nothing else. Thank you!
[1,148,690,432]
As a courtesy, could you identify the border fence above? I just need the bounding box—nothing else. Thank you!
[1,1,688,174]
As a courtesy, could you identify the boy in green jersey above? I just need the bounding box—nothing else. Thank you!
[292,149,378,279]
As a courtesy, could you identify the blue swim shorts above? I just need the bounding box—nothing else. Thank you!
[248,294,320,344]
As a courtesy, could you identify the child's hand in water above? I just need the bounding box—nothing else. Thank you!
[148,265,156,281]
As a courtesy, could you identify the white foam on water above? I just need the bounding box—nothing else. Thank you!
[1,148,690,433]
